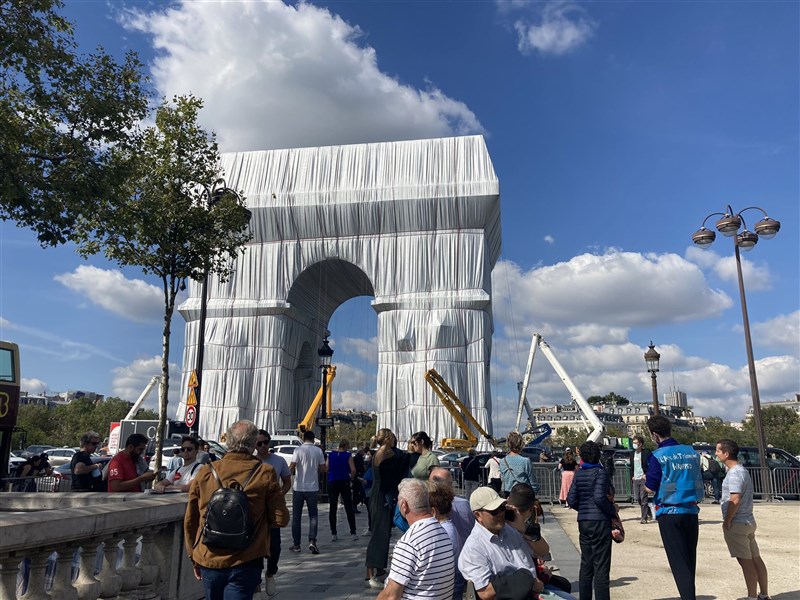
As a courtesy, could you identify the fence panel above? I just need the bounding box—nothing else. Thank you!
[770,468,800,500]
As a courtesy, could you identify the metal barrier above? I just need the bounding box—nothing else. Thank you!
[1,476,64,493]
[771,467,800,500]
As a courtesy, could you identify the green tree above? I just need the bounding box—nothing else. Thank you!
[76,95,252,468]
[743,405,800,456]
[587,392,630,406]
[551,426,588,448]
[1,0,148,245]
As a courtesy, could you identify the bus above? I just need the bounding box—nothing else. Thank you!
[0,341,21,480]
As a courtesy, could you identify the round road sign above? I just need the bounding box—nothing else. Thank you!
[185,405,197,428]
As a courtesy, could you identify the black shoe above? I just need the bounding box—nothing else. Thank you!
[309,542,319,554]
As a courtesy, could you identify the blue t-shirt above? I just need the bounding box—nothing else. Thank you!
[721,464,754,524]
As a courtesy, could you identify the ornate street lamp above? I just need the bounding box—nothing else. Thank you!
[192,178,250,438]
[318,336,334,452]
[644,342,661,416]
[692,204,780,500]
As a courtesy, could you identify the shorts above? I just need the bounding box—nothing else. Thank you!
[723,521,760,559]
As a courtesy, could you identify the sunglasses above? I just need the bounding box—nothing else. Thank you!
[87,440,99,446]
[481,505,506,516]
[180,447,195,452]
[256,441,270,447]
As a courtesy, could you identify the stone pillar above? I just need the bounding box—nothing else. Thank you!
[134,528,163,600]
[97,537,122,599]
[49,545,79,600]
[117,533,142,599]
[0,555,22,600]
[19,550,50,600]
[73,543,102,600]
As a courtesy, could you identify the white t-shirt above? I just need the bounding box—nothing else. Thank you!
[291,442,325,492]
[388,516,454,599]
[172,461,202,488]
[487,456,501,479]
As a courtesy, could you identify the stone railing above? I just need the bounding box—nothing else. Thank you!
[0,492,204,600]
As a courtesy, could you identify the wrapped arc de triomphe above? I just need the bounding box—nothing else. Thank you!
[177,135,501,445]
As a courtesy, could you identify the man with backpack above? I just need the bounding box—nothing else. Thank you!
[184,420,289,599]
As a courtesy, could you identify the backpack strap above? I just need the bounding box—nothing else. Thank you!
[240,463,262,491]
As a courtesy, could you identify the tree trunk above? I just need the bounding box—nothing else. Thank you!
[155,288,175,472]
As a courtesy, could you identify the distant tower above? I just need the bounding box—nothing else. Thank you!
[664,389,687,408]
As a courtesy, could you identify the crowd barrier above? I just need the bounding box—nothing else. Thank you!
[448,463,798,503]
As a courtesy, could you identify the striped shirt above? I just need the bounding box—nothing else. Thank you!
[388,516,455,599]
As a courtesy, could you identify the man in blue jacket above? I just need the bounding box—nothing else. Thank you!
[645,415,703,600]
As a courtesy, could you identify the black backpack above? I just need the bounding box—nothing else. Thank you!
[199,462,261,551]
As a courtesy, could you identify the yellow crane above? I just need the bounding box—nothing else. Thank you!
[298,366,337,434]
[424,368,496,451]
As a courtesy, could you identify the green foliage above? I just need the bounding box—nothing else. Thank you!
[330,423,376,449]
[0,0,149,245]
[74,94,252,468]
[12,397,157,449]
[551,426,588,448]
[743,406,800,456]
[587,392,630,406]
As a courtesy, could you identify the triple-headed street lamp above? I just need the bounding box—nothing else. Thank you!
[192,178,250,438]
[692,204,780,500]
[644,342,661,416]
[318,336,334,452]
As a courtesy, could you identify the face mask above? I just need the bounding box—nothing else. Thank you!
[633,443,639,449]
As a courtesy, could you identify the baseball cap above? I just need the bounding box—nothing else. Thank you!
[470,486,506,512]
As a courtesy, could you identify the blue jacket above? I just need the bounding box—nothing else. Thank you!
[646,439,703,516]
[567,463,617,522]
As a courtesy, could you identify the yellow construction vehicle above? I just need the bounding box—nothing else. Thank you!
[298,366,337,434]
[424,368,496,451]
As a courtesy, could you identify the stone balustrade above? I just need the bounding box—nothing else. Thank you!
[0,492,204,600]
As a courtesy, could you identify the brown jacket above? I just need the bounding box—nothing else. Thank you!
[184,451,289,569]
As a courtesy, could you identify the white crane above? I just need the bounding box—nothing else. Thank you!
[515,333,605,443]
[122,376,161,421]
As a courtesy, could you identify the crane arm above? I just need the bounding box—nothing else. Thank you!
[528,333,605,442]
[298,366,336,434]
[424,369,495,450]
[123,376,161,421]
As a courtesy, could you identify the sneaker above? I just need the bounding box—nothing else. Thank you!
[368,577,385,590]
[351,533,359,541]
[331,534,338,542]
[757,595,772,600]
[640,518,647,524]
[309,542,319,554]
[289,545,301,553]
[265,576,276,596]
[362,529,371,537]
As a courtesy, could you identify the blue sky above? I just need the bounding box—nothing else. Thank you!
[1,0,798,433]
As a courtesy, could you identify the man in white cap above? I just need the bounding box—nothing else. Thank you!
[458,486,545,600]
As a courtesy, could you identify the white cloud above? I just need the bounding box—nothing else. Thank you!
[492,251,733,330]
[337,389,377,412]
[21,378,47,394]
[54,266,163,323]
[513,1,595,56]
[752,311,800,355]
[684,246,772,291]
[120,1,483,152]
[111,356,181,411]
[544,235,555,245]
[339,336,378,365]
[333,362,373,392]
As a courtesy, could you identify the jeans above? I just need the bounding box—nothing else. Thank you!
[266,527,281,577]
[577,520,612,600]
[292,490,319,545]
[199,559,262,600]
[632,478,649,520]
[658,513,699,600]
[464,480,479,500]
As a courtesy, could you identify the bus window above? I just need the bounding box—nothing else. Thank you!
[0,346,17,382]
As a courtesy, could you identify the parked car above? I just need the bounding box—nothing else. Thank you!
[21,445,55,459]
[268,434,302,449]
[37,456,112,492]
[44,447,80,467]
[437,451,469,469]
[8,451,26,473]
[148,445,183,473]
[272,445,298,465]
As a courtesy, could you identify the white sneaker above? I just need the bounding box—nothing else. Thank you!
[265,576,276,596]
[351,533,359,541]
[362,529,371,537]
[331,534,338,541]
[368,577,385,590]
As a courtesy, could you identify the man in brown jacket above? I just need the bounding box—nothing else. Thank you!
[184,420,289,599]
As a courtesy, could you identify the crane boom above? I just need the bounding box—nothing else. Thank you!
[298,366,336,434]
[123,375,161,421]
[424,369,495,451]
[516,333,605,443]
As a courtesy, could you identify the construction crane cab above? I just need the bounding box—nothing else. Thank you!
[516,333,605,443]
[424,369,496,451]
[298,366,336,435]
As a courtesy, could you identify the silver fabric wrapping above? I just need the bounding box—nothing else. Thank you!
[177,135,501,445]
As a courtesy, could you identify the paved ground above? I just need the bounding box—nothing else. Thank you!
[267,497,799,599]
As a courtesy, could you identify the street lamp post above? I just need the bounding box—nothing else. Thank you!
[692,204,780,501]
[192,178,246,438]
[644,342,661,416]
[317,336,334,452]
